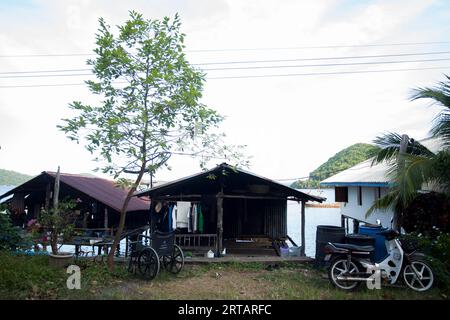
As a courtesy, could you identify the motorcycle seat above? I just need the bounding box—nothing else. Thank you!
[333,243,375,252]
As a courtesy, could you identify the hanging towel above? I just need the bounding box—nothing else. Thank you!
[176,202,190,228]
[193,204,198,232]
[172,204,177,230]
[187,204,192,232]
[198,204,204,233]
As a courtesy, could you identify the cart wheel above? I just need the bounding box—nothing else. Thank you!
[161,255,172,270]
[127,255,137,274]
[137,248,160,280]
[168,244,184,274]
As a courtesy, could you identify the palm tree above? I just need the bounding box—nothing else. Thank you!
[367,75,450,230]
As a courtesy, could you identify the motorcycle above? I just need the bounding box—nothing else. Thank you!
[323,221,434,292]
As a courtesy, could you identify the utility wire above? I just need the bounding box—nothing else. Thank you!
[1,41,449,57]
[0,65,449,88]
[2,57,450,78]
[202,58,450,71]
[1,51,450,75]
[2,51,450,74]
[187,41,450,52]
[195,51,450,65]
[207,65,450,80]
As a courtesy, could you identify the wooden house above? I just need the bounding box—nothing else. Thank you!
[0,171,150,233]
[135,163,324,256]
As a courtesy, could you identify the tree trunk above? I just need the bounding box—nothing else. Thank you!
[107,163,146,271]
[395,134,409,231]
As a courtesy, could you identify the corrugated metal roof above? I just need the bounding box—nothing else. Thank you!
[0,172,149,212]
[45,172,149,212]
[135,163,325,203]
[320,159,390,187]
[320,137,445,187]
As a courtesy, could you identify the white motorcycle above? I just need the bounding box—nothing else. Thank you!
[323,226,434,292]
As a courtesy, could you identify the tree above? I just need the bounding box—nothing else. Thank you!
[368,75,450,230]
[58,11,247,270]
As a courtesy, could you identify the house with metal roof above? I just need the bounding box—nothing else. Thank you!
[321,159,393,229]
[135,163,325,257]
[320,138,444,230]
[0,171,150,232]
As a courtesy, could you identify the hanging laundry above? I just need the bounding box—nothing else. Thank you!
[187,204,192,232]
[176,201,190,229]
[193,203,198,233]
[198,204,204,233]
[172,204,177,230]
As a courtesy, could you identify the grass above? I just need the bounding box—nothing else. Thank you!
[0,252,447,300]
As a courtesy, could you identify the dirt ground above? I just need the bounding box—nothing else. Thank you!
[97,263,445,300]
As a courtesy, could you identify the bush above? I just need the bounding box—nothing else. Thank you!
[401,231,450,292]
[0,212,32,251]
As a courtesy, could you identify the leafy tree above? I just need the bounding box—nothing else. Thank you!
[368,75,450,230]
[58,11,246,270]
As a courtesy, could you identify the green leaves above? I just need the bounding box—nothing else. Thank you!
[58,11,248,182]
[368,74,450,220]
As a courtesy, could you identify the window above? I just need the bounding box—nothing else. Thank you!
[374,187,381,200]
[335,187,348,203]
[357,186,362,206]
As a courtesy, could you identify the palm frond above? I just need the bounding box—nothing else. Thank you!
[411,74,450,146]
[372,132,434,165]
[366,191,398,218]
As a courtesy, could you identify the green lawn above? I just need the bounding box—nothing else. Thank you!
[0,252,447,300]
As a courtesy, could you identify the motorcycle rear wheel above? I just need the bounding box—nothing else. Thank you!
[328,258,361,290]
[403,259,434,292]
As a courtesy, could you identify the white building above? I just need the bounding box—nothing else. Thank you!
[320,138,443,231]
[320,159,393,228]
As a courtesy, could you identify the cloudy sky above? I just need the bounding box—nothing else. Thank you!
[0,0,449,183]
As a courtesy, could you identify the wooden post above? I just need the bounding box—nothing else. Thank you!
[394,134,409,231]
[104,208,108,229]
[44,182,51,210]
[300,201,306,256]
[53,166,60,210]
[216,191,224,257]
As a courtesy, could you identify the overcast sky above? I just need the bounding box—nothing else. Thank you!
[0,0,449,184]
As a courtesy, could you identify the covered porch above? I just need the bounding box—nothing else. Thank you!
[135,163,324,257]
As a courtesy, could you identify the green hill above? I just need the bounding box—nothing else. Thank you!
[0,169,33,186]
[291,143,380,189]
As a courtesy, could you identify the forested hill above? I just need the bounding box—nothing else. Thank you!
[0,169,33,186]
[290,143,380,189]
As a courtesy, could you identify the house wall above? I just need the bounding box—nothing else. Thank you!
[223,198,287,239]
[340,186,393,228]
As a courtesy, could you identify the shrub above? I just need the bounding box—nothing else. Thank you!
[401,231,450,292]
[0,211,32,251]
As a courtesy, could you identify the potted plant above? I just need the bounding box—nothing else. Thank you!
[39,199,77,267]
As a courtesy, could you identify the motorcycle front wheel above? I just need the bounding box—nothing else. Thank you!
[328,258,361,290]
[403,259,434,292]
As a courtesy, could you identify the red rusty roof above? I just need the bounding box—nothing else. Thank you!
[45,171,149,212]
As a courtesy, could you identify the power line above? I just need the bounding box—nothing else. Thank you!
[202,58,450,72]
[195,51,450,66]
[0,68,91,75]
[1,41,450,58]
[207,65,450,80]
[0,65,448,88]
[187,41,450,52]
[2,57,450,79]
[2,51,450,76]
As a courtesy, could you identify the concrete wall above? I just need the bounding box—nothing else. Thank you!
[340,186,393,228]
